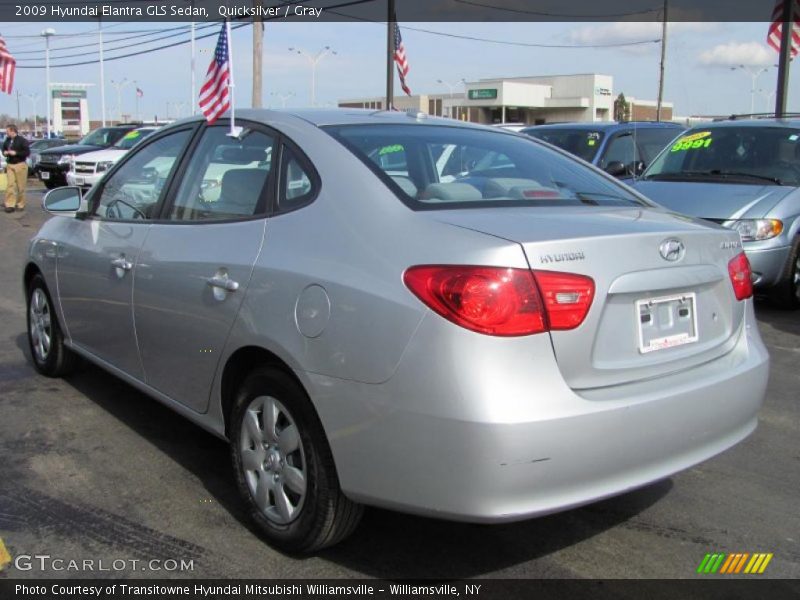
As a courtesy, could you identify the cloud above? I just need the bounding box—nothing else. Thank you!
[567,22,714,46]
[698,42,775,67]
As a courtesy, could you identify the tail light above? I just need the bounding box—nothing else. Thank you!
[728,252,753,301]
[403,265,594,337]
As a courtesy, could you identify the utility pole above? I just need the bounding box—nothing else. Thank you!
[775,0,794,117]
[98,18,106,126]
[656,0,668,122]
[252,1,264,108]
[386,0,395,110]
[189,0,196,114]
[15,90,21,123]
[26,93,40,136]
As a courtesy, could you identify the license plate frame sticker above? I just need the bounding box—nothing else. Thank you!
[636,292,699,354]
[40,171,50,180]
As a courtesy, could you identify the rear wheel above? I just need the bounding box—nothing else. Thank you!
[230,366,363,553]
[26,274,79,376]
[768,238,800,309]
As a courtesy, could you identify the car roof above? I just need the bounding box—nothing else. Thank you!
[525,121,683,132]
[171,108,496,131]
[685,118,800,129]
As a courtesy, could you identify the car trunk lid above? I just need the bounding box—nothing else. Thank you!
[434,206,746,389]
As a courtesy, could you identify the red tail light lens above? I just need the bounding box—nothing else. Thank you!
[728,252,753,301]
[403,266,594,336]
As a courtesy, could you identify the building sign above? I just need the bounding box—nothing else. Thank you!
[595,87,612,96]
[468,88,498,100]
[52,89,87,99]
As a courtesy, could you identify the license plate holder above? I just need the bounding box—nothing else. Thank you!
[74,176,84,186]
[636,292,698,354]
[40,171,50,180]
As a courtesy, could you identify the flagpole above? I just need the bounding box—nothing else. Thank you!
[775,0,794,117]
[226,19,237,136]
[386,0,395,110]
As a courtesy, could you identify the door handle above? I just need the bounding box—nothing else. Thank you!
[110,257,133,271]
[206,274,239,292]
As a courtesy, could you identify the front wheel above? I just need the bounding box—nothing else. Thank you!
[42,179,58,190]
[27,274,79,376]
[230,367,363,553]
[768,238,800,309]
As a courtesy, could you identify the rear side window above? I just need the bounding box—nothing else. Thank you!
[326,124,648,210]
[279,145,316,212]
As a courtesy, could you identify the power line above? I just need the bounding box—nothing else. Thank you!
[15,22,249,69]
[451,0,662,18]
[11,25,201,55]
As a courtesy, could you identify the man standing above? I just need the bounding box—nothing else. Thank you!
[3,124,30,213]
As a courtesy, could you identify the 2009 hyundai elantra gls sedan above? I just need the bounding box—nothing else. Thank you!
[25,109,769,552]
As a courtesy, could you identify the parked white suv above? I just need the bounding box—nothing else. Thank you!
[66,127,159,189]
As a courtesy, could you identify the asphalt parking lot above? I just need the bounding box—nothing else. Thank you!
[0,182,798,580]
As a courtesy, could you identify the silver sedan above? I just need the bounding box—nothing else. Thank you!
[24,109,769,552]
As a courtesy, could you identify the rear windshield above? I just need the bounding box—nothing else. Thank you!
[326,124,649,210]
[523,128,604,162]
[644,126,800,186]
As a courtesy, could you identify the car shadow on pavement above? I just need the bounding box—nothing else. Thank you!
[14,333,672,578]
[753,298,800,336]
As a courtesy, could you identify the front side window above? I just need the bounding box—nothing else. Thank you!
[599,133,636,170]
[94,129,191,221]
[644,126,800,186]
[168,126,274,221]
[327,124,647,210]
[633,128,683,164]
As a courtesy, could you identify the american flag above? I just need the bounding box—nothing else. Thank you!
[198,23,231,124]
[768,0,800,57]
[393,23,411,96]
[0,37,16,95]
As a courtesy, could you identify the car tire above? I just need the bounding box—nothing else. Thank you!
[230,366,363,553]
[26,274,80,377]
[768,237,800,310]
[43,179,58,190]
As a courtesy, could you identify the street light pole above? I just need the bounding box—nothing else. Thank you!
[436,78,465,118]
[289,46,336,107]
[41,28,55,138]
[270,92,295,108]
[731,65,771,114]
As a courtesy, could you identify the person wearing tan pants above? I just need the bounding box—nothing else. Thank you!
[2,125,30,213]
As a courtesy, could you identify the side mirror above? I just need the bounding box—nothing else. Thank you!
[604,161,627,177]
[632,161,646,176]
[42,186,82,215]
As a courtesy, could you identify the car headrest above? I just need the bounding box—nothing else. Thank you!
[220,168,268,206]
[483,178,545,199]
[420,182,482,202]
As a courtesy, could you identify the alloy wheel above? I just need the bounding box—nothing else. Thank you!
[29,288,52,363]
[240,395,307,525]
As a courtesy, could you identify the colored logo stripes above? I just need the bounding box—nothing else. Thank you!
[697,552,773,574]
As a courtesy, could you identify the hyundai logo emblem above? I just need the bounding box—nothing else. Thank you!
[659,238,685,262]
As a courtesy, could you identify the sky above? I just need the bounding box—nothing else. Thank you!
[1,20,797,123]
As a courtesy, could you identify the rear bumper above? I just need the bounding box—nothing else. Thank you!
[307,304,769,522]
[745,244,792,288]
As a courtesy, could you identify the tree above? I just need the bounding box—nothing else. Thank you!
[614,93,631,122]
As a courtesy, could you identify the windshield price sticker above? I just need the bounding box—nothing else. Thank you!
[123,131,142,141]
[671,131,712,152]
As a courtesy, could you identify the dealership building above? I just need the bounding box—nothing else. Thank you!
[339,73,673,124]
